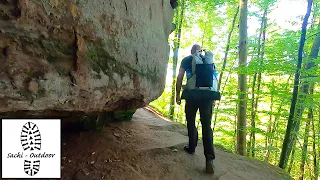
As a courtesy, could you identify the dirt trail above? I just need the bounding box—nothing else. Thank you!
[61,108,292,180]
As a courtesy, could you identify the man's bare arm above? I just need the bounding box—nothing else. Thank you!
[176,68,185,102]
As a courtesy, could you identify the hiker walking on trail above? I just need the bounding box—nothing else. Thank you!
[175,44,220,174]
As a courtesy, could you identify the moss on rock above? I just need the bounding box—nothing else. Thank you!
[86,42,160,83]
[79,110,136,132]
[113,109,137,121]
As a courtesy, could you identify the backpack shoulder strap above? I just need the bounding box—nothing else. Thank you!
[191,54,196,75]
[200,55,208,64]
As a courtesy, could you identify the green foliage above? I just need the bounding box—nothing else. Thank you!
[151,0,320,179]
[113,110,136,121]
[150,85,181,119]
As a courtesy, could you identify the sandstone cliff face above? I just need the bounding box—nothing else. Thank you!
[0,0,174,115]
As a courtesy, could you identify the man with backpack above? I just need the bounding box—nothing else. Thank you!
[175,44,219,174]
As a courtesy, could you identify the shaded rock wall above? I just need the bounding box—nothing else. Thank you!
[0,0,174,115]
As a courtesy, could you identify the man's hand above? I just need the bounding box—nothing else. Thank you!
[176,68,185,106]
[212,101,216,107]
[176,96,181,105]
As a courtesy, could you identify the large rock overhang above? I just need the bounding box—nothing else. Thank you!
[0,0,176,117]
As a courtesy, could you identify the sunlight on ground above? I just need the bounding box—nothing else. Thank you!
[145,106,172,122]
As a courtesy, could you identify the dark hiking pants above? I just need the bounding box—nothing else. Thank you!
[185,100,215,160]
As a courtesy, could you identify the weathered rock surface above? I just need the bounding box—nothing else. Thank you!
[0,0,174,116]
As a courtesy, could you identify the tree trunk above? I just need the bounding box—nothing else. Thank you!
[213,56,248,126]
[265,105,279,162]
[292,19,320,174]
[213,7,239,127]
[318,107,320,180]
[201,22,207,48]
[265,76,292,162]
[273,140,279,165]
[311,105,318,180]
[234,104,238,153]
[169,0,185,120]
[299,18,320,179]
[299,115,311,180]
[288,147,296,173]
[237,0,248,156]
[246,50,257,157]
[279,0,313,169]
[217,7,239,92]
[265,80,274,156]
[249,71,257,157]
[249,7,268,158]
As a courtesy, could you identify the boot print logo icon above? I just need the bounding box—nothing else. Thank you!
[21,122,41,176]
[2,119,61,178]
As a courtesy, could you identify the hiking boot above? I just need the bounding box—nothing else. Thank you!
[206,160,215,174]
[183,145,195,154]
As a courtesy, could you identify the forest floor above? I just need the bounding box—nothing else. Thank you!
[61,108,292,180]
